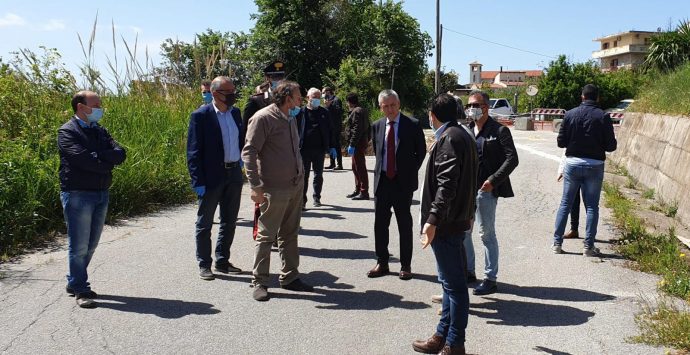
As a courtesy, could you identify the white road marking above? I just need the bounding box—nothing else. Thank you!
[514,143,561,163]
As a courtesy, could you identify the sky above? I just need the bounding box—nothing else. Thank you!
[2,1,689,86]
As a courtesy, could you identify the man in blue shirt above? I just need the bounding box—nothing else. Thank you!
[58,91,127,308]
[187,76,244,280]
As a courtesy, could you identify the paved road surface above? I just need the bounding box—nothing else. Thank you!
[0,129,661,354]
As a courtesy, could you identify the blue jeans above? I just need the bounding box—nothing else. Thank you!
[432,233,469,347]
[463,190,498,281]
[195,166,243,268]
[553,162,604,248]
[61,190,109,294]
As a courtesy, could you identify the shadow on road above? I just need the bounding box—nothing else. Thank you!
[319,204,375,213]
[301,211,346,220]
[300,247,398,262]
[533,346,573,355]
[269,271,428,310]
[499,283,616,302]
[96,295,220,318]
[300,228,368,240]
[470,297,595,327]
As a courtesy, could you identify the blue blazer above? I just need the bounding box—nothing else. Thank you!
[186,104,243,189]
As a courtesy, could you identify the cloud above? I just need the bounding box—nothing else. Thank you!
[41,19,65,31]
[0,13,26,28]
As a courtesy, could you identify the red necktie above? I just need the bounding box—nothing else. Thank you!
[386,121,396,179]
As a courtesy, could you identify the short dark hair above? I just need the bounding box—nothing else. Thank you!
[582,84,599,100]
[71,92,88,113]
[273,80,301,106]
[346,92,359,106]
[323,86,333,93]
[201,80,211,87]
[428,93,458,123]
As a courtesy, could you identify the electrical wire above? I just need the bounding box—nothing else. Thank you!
[442,26,557,59]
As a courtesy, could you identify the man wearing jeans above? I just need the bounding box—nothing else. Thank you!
[414,94,478,355]
[463,90,519,296]
[553,84,617,256]
[58,91,126,308]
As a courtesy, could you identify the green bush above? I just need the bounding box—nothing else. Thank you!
[633,62,690,116]
[0,55,197,259]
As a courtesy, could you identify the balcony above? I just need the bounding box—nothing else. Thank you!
[592,44,650,59]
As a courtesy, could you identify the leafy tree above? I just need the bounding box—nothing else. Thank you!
[645,20,690,73]
[425,69,460,94]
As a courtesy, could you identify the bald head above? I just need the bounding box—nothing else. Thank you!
[71,91,100,113]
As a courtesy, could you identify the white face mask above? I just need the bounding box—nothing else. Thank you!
[465,107,483,121]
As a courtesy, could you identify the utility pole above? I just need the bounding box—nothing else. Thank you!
[434,0,441,94]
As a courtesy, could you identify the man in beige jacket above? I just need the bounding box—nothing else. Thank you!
[242,80,314,301]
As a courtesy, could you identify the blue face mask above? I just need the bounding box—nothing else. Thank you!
[202,92,212,104]
[310,98,321,107]
[271,81,279,90]
[288,106,301,117]
[87,108,104,123]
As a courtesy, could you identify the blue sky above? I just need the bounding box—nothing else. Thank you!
[2,1,689,86]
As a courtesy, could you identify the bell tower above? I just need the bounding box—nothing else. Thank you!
[469,61,482,84]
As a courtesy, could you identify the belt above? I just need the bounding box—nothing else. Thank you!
[224,161,240,169]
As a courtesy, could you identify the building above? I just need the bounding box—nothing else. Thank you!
[592,30,656,72]
[468,61,542,89]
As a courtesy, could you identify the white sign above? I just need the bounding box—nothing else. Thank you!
[526,85,538,96]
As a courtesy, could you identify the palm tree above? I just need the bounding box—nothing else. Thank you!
[644,20,690,72]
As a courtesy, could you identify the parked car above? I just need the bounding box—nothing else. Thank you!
[488,98,514,117]
[605,99,634,124]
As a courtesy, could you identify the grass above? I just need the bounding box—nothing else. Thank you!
[632,61,690,116]
[642,188,655,199]
[603,181,690,351]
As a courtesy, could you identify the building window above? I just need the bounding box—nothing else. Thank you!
[644,37,650,45]
[602,42,609,49]
[611,59,619,68]
[613,40,618,47]
[473,75,476,82]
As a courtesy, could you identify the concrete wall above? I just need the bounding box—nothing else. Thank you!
[611,112,690,227]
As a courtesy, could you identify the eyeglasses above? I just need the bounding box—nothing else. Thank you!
[465,103,483,109]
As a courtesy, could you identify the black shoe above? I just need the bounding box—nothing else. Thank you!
[252,285,269,301]
[334,166,343,171]
[466,272,477,284]
[66,287,98,299]
[473,279,497,295]
[215,263,242,274]
[281,278,314,292]
[346,190,359,198]
[324,164,335,170]
[351,193,369,200]
[199,267,215,280]
[313,198,322,207]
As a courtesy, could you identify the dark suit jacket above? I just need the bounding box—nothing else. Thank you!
[242,92,271,146]
[346,106,371,147]
[371,113,426,194]
[187,104,243,189]
[296,107,333,152]
[469,116,519,198]
[420,121,478,235]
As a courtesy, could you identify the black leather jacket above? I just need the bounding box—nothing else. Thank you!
[469,117,519,198]
[421,121,478,235]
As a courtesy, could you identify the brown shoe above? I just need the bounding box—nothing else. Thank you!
[399,270,413,280]
[563,230,579,239]
[439,345,466,355]
[366,263,389,278]
[412,334,445,354]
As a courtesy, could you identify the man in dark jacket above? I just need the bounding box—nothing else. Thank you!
[463,90,519,296]
[242,61,285,139]
[413,93,478,355]
[552,84,616,256]
[187,76,244,280]
[58,90,126,308]
[344,93,371,200]
[297,87,336,208]
[323,86,344,170]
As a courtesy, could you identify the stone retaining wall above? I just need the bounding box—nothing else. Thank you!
[611,112,690,227]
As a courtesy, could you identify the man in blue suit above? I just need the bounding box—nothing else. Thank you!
[187,76,244,280]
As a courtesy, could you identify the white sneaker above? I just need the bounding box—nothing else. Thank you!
[583,247,601,257]
[552,244,563,254]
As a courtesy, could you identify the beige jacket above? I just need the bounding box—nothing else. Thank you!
[242,103,304,189]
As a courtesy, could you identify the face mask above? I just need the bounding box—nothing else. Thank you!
[430,121,438,135]
[86,107,104,123]
[465,107,483,121]
[218,92,236,107]
[310,98,321,107]
[202,92,212,104]
[288,106,301,117]
[271,81,279,89]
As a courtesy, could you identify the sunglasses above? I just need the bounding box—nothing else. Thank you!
[465,103,484,109]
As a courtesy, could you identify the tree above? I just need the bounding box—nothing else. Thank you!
[425,69,460,94]
[644,20,690,73]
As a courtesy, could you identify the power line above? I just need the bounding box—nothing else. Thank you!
[442,26,557,59]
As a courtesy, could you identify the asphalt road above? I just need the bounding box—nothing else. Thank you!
[0,128,662,354]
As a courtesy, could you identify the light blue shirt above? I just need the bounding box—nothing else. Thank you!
[213,103,240,163]
[75,116,96,128]
[433,122,450,141]
[565,156,604,166]
[382,113,400,172]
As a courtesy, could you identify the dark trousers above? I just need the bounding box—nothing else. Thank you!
[374,174,413,270]
[195,166,243,268]
[570,188,581,231]
[301,149,325,203]
[328,134,343,168]
[351,140,369,194]
[432,233,469,347]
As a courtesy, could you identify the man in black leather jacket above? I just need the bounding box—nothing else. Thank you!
[463,90,519,296]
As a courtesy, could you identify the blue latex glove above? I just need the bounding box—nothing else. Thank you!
[194,186,206,197]
[347,146,355,155]
[239,160,244,168]
[329,148,337,159]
